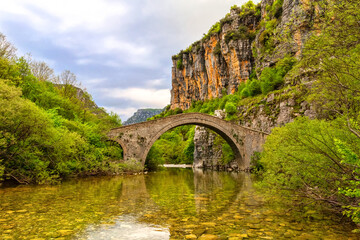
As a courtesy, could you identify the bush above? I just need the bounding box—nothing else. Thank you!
[176,59,184,70]
[225,102,237,115]
[239,1,256,18]
[260,117,360,219]
[259,55,297,94]
[240,87,250,98]
[248,80,261,96]
[213,42,221,56]
[270,0,283,18]
[203,22,221,40]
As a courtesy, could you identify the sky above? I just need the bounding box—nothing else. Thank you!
[0,0,258,121]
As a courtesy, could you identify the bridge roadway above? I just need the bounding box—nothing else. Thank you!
[107,113,268,170]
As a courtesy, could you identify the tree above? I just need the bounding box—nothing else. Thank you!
[260,117,360,213]
[59,70,77,86]
[298,0,360,136]
[56,70,81,97]
[0,33,17,59]
[30,60,55,82]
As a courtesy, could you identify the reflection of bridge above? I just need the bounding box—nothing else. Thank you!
[107,113,268,170]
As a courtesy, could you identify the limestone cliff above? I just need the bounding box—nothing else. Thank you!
[171,0,320,110]
[172,0,321,170]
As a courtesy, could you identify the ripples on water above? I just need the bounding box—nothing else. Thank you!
[0,168,358,239]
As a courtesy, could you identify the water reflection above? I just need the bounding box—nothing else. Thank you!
[0,169,357,239]
[78,215,169,240]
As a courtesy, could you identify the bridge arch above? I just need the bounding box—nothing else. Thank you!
[141,115,243,167]
[108,113,268,170]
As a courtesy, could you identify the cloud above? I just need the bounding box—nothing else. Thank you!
[146,78,167,88]
[100,87,170,108]
[104,106,138,122]
[0,0,128,33]
[76,58,94,66]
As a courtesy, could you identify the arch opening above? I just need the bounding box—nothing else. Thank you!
[105,139,124,161]
[144,121,242,171]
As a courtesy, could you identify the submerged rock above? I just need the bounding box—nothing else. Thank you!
[198,234,219,240]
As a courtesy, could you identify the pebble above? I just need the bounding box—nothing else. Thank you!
[201,222,216,227]
[198,234,218,240]
[185,234,197,239]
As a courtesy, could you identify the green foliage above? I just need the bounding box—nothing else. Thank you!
[219,15,233,29]
[224,26,255,45]
[239,1,257,18]
[247,80,261,96]
[336,139,360,225]
[145,126,195,170]
[260,117,359,203]
[213,134,235,164]
[259,55,297,94]
[0,160,4,181]
[269,0,283,19]
[230,5,238,11]
[176,58,184,70]
[225,102,236,115]
[213,42,221,56]
[259,0,282,54]
[0,46,123,183]
[250,151,263,172]
[184,45,192,54]
[221,142,235,164]
[201,0,260,42]
[202,22,221,41]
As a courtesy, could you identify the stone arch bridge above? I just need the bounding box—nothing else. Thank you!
[107,113,268,170]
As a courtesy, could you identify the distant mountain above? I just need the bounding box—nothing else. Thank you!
[123,108,163,125]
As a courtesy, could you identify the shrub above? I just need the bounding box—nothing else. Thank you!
[203,22,221,40]
[240,87,250,98]
[225,102,237,115]
[231,5,239,11]
[270,0,283,18]
[176,59,184,70]
[248,80,261,96]
[259,55,297,94]
[259,117,360,223]
[213,42,221,56]
[239,0,256,18]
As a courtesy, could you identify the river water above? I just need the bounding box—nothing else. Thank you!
[0,168,358,239]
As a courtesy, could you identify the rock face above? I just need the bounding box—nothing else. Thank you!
[193,110,238,170]
[193,126,222,169]
[170,0,320,110]
[171,9,258,110]
[123,109,163,125]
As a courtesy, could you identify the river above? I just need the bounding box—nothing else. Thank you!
[0,168,357,239]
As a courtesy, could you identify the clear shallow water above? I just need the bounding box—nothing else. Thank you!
[0,168,358,239]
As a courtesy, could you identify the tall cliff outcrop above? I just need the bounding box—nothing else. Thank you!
[171,0,320,110]
[169,0,321,169]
